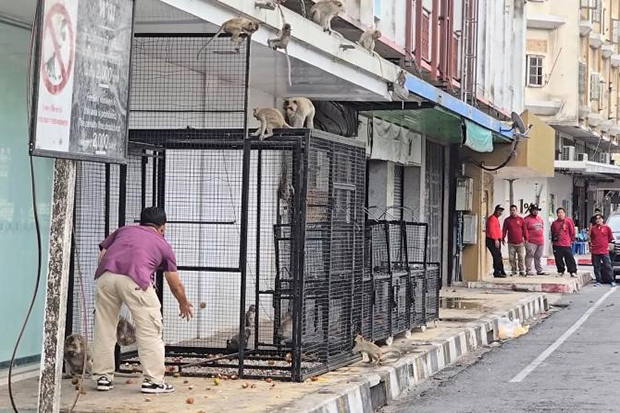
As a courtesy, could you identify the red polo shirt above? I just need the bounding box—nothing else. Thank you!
[524,214,545,245]
[486,214,502,240]
[590,224,614,255]
[550,218,576,247]
[502,215,528,244]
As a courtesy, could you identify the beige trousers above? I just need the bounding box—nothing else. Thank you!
[508,242,526,274]
[92,272,165,384]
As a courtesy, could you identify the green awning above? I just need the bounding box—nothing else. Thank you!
[463,119,494,153]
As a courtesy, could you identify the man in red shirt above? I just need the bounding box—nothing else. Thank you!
[550,207,577,277]
[502,205,528,276]
[524,204,546,275]
[589,214,616,286]
[486,204,506,278]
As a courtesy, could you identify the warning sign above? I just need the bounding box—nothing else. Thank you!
[41,3,74,95]
[31,0,134,164]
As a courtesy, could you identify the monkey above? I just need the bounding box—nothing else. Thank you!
[358,29,382,53]
[63,334,93,378]
[277,311,293,346]
[309,0,344,35]
[352,334,401,365]
[268,23,293,86]
[226,327,252,353]
[391,70,410,101]
[277,150,294,205]
[116,316,137,347]
[245,304,256,329]
[251,107,291,140]
[197,17,260,56]
[283,97,315,128]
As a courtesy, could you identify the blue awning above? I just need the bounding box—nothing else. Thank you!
[403,73,513,141]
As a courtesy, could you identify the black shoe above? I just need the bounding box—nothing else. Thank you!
[537,271,547,275]
[96,376,113,391]
[494,274,507,278]
[141,379,175,394]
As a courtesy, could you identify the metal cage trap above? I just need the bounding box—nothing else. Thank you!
[67,33,367,382]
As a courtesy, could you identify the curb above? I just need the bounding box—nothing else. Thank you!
[277,294,548,413]
[453,271,591,294]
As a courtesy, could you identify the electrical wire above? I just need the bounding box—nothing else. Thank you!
[8,0,42,411]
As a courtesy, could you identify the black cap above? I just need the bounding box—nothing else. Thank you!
[529,204,541,211]
[494,204,505,211]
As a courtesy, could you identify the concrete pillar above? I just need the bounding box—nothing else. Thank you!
[37,159,77,413]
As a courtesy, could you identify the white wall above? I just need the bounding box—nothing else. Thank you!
[477,0,526,113]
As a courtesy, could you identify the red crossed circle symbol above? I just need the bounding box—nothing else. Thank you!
[41,3,74,95]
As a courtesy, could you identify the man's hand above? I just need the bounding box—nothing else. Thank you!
[179,301,193,320]
[495,240,500,249]
[165,271,192,321]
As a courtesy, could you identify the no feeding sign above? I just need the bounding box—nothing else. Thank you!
[31,0,134,164]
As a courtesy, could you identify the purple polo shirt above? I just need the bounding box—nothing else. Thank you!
[95,225,177,290]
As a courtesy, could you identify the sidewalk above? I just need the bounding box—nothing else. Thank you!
[454,268,592,294]
[0,288,551,413]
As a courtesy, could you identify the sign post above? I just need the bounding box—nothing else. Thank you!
[28,0,134,411]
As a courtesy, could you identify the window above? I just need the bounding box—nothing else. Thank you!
[374,0,381,19]
[592,0,602,23]
[581,0,594,8]
[578,62,587,95]
[591,73,601,100]
[580,0,596,9]
[613,19,620,43]
[527,55,544,87]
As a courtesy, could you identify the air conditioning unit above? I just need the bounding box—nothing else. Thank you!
[600,152,611,164]
[578,153,589,161]
[562,146,576,161]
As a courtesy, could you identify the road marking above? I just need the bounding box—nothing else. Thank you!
[509,287,617,383]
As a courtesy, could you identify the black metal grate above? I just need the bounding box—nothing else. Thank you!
[426,263,441,322]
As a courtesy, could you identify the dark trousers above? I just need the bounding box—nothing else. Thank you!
[486,238,505,276]
[592,253,614,284]
[552,246,577,274]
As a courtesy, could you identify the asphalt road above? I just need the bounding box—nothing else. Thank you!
[382,285,620,413]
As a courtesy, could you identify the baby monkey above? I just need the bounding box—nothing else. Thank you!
[358,29,382,53]
[197,17,260,55]
[226,327,252,353]
[283,97,315,128]
[268,23,293,86]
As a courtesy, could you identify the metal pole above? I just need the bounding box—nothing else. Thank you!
[37,159,77,413]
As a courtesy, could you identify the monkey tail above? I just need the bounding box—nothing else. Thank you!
[285,49,292,87]
[277,4,286,29]
[197,27,224,57]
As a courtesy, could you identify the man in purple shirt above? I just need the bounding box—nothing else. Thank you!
[92,207,192,394]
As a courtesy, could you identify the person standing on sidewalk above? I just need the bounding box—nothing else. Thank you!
[550,207,577,277]
[502,205,528,276]
[524,204,546,275]
[486,205,507,278]
[92,207,193,394]
[589,214,616,287]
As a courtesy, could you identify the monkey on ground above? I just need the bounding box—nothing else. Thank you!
[226,327,252,353]
[116,316,137,347]
[352,334,401,365]
[251,107,291,140]
[197,17,260,56]
[63,334,93,378]
[309,0,344,35]
[283,97,315,128]
[268,23,293,86]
